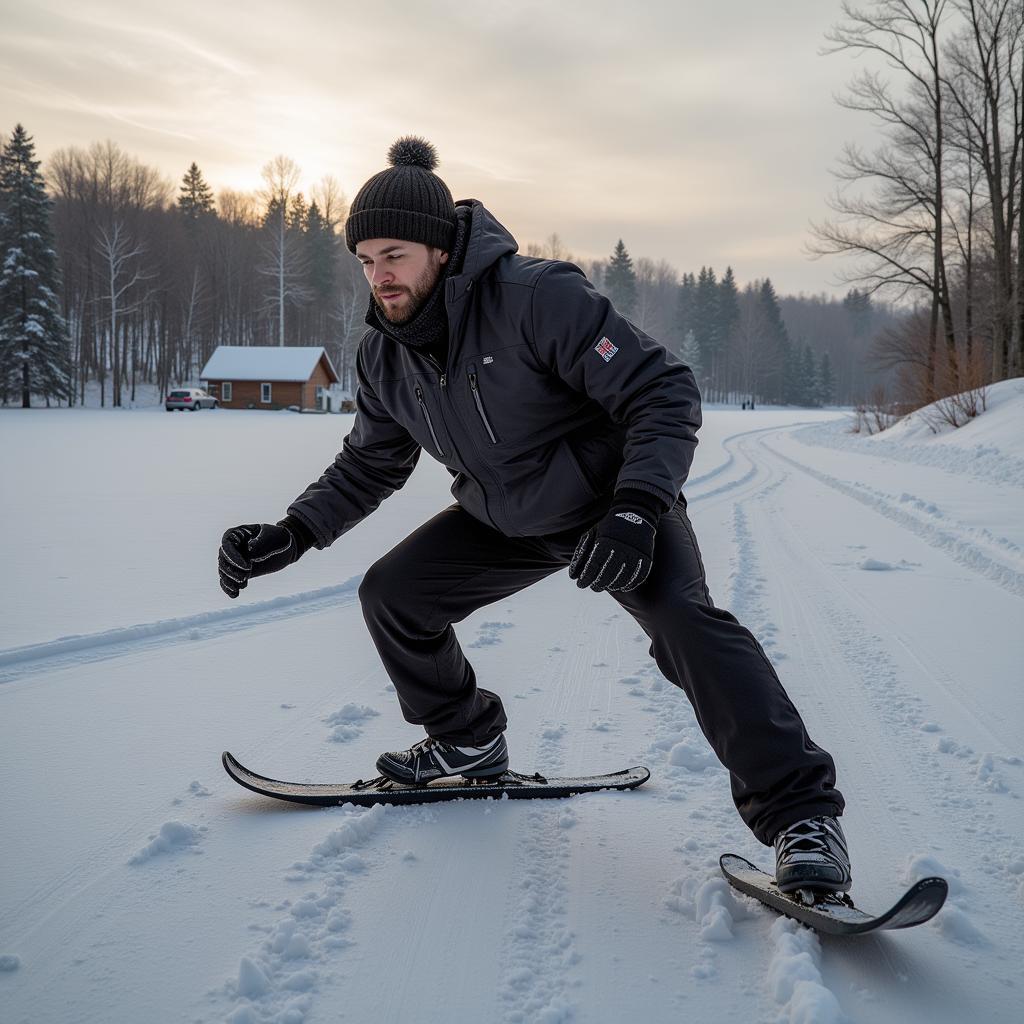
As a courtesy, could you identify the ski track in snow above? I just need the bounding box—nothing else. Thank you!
[738,430,1023,1003]
[711,453,852,1017]
[0,581,361,682]
[759,437,1024,598]
[498,616,584,1023]
[0,425,835,689]
[499,800,580,1024]
[682,422,1022,1015]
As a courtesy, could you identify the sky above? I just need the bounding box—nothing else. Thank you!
[0,0,888,297]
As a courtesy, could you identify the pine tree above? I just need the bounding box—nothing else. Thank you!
[757,278,790,404]
[288,193,308,232]
[842,287,872,338]
[818,351,835,405]
[798,343,817,406]
[675,271,697,349]
[680,327,702,379]
[694,267,719,393]
[0,124,71,407]
[177,162,215,219]
[604,239,637,319]
[304,200,339,345]
[305,203,334,301]
[717,267,740,399]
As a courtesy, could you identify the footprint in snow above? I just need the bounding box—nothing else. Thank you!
[468,620,515,648]
[859,558,912,571]
[174,780,210,804]
[323,703,379,743]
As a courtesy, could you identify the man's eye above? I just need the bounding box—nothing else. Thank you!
[389,254,402,260]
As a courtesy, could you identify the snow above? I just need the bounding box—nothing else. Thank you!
[767,917,843,1023]
[1,388,1023,1023]
[128,820,206,865]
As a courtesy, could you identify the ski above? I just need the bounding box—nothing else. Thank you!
[222,750,650,808]
[720,854,947,936]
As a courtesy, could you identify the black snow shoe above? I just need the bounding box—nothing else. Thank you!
[376,733,509,785]
[773,815,852,894]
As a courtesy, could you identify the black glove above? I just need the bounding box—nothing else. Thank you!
[218,516,314,599]
[568,489,665,593]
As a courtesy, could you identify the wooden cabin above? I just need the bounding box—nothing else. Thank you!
[200,346,340,411]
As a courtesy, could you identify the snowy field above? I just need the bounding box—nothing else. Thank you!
[2,381,1023,1024]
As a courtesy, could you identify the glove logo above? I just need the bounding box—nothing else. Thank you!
[615,512,645,526]
[595,337,619,362]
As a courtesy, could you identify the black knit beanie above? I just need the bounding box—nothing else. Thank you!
[345,136,457,254]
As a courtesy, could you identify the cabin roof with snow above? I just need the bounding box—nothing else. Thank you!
[200,346,339,384]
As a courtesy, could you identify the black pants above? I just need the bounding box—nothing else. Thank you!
[358,499,845,845]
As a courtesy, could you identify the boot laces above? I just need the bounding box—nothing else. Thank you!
[394,737,440,766]
[777,817,844,861]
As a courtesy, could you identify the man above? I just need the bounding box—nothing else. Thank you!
[218,137,851,894]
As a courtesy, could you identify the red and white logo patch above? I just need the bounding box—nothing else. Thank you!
[595,336,619,362]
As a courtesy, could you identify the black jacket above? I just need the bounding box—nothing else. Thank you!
[288,201,701,545]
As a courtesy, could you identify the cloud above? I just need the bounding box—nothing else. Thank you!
[2,0,881,294]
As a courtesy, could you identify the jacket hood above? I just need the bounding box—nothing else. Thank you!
[451,200,519,284]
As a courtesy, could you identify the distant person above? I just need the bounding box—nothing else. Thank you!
[218,138,850,894]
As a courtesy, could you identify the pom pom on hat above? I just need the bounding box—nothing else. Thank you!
[388,136,439,171]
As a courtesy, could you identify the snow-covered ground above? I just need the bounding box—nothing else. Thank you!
[2,381,1022,1024]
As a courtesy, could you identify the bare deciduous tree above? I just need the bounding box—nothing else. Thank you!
[258,156,309,346]
[945,0,1023,377]
[93,220,154,407]
[812,0,959,401]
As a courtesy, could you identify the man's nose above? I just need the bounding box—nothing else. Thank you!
[371,264,394,287]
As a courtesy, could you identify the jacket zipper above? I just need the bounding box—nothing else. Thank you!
[468,367,498,444]
[414,384,445,456]
[419,350,503,531]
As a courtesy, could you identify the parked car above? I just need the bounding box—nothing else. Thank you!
[165,388,218,411]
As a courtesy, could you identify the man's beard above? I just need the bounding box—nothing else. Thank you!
[373,256,443,324]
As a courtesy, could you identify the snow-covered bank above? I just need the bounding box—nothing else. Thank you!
[1,400,1022,1023]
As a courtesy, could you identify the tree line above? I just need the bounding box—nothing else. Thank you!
[1,125,896,410]
[526,233,893,407]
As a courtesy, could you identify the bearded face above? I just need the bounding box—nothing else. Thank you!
[357,241,449,324]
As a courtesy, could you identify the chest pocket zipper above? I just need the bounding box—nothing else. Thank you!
[415,384,445,456]
[468,367,498,444]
